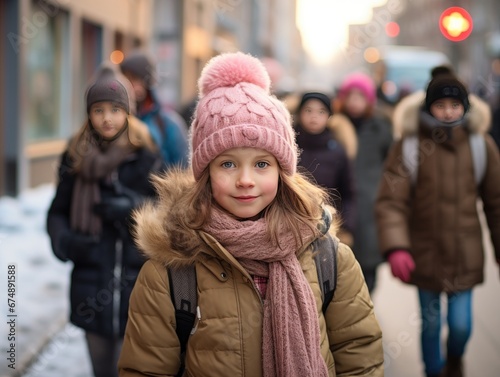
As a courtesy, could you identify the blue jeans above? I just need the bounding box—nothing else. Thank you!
[418,288,472,375]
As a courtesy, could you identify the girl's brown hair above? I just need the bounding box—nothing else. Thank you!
[174,167,336,251]
[67,114,156,173]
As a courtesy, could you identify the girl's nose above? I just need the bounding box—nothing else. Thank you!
[103,110,112,121]
[236,168,255,187]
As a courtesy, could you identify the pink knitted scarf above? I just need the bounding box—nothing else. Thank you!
[203,206,328,377]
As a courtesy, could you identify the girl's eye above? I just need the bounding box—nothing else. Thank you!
[256,161,269,169]
[93,108,103,113]
[221,161,235,168]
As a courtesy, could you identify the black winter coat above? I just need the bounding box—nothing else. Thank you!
[350,115,393,271]
[295,124,356,233]
[47,147,162,337]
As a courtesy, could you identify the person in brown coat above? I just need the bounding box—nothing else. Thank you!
[118,52,384,377]
[375,74,500,377]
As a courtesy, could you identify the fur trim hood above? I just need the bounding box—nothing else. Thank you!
[393,90,491,139]
[327,113,358,159]
[133,169,337,267]
[132,170,204,267]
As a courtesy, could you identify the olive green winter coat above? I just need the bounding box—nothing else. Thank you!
[118,171,384,377]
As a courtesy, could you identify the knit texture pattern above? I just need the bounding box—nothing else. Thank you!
[86,77,129,114]
[190,52,298,180]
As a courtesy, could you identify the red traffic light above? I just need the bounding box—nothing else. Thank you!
[439,7,473,42]
[385,22,400,38]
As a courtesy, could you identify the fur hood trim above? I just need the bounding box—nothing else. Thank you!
[393,91,491,138]
[132,169,204,267]
[327,113,357,159]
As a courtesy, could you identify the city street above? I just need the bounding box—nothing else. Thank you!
[1,187,499,377]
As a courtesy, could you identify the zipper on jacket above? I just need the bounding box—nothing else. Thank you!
[112,236,123,336]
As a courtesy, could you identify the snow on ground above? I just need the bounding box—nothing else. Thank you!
[0,185,93,377]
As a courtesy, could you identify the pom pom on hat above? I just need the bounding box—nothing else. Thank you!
[190,52,297,180]
[198,52,271,97]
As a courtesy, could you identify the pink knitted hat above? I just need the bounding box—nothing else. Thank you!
[190,52,297,180]
[338,72,377,105]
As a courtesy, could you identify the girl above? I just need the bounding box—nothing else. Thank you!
[334,72,394,292]
[118,52,383,377]
[47,67,162,377]
[294,92,356,246]
[376,74,500,377]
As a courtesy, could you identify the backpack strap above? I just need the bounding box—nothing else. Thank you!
[168,265,197,376]
[469,133,486,185]
[402,133,487,186]
[312,233,338,314]
[402,135,419,185]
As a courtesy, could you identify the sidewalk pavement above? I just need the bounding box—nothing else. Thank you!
[372,220,500,377]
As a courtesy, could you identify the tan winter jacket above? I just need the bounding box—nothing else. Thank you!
[118,171,384,377]
[376,97,500,292]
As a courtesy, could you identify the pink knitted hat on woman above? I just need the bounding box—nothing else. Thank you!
[338,72,377,105]
[190,52,297,180]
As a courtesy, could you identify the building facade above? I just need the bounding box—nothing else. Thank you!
[1,0,153,196]
[1,0,304,196]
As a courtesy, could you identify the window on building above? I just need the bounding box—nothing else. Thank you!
[26,1,69,141]
[80,20,103,118]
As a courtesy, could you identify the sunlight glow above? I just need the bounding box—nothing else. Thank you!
[297,0,388,64]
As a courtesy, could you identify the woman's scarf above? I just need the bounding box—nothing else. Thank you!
[70,125,132,236]
[202,206,329,377]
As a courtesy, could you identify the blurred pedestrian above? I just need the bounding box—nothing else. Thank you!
[334,72,394,292]
[120,49,189,168]
[118,52,383,377]
[490,95,500,150]
[376,73,500,377]
[393,65,492,140]
[47,66,163,377]
[294,91,356,246]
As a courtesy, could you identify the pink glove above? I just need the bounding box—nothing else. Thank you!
[387,250,415,283]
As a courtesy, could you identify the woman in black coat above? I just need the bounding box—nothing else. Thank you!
[336,73,394,293]
[46,70,162,377]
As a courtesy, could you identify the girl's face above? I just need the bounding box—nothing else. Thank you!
[299,99,330,134]
[89,101,128,139]
[123,73,148,103]
[343,88,369,118]
[430,98,465,123]
[209,147,279,220]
